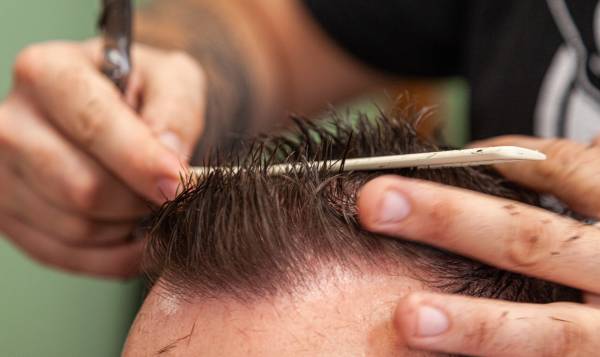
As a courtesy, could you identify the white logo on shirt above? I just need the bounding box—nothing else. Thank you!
[536,0,600,142]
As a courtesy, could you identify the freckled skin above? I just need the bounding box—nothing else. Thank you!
[123,269,433,356]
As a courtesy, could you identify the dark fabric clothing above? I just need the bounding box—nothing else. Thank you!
[302,1,600,142]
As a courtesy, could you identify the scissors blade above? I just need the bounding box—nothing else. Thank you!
[98,0,133,93]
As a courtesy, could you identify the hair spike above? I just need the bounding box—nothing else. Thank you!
[143,110,581,305]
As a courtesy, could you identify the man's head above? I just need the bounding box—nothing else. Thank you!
[124,112,580,356]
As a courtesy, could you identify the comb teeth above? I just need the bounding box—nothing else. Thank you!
[190,146,546,177]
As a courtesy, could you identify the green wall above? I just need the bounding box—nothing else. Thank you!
[0,2,141,356]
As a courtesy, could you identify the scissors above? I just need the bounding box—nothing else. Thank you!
[98,0,133,93]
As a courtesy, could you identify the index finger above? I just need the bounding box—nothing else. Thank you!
[357,176,600,294]
[469,135,600,218]
[16,44,182,204]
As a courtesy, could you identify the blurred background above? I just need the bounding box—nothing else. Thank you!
[0,2,141,356]
[0,1,467,356]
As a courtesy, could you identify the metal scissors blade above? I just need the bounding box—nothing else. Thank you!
[98,0,133,93]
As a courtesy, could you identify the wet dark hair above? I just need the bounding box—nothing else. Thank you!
[143,109,581,304]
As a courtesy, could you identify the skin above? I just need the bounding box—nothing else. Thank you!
[0,0,597,353]
[0,41,204,277]
[358,136,600,356]
[123,268,431,357]
[0,0,379,278]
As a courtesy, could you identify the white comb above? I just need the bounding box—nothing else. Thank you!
[190,146,546,176]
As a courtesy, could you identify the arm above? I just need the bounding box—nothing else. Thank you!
[136,0,384,150]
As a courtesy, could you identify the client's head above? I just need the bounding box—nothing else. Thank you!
[124,111,580,356]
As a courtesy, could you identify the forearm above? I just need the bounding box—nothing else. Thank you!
[136,0,383,151]
[136,0,269,154]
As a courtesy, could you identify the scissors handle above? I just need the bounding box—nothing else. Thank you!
[98,0,133,93]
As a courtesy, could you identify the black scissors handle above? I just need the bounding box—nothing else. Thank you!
[98,0,133,93]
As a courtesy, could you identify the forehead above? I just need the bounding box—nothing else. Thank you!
[123,273,426,356]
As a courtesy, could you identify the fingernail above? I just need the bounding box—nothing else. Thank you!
[416,306,449,337]
[378,189,411,223]
[160,131,185,157]
[157,178,180,201]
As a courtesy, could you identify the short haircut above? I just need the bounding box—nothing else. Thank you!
[143,109,581,304]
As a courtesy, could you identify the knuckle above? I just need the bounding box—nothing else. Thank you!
[463,320,495,350]
[13,45,46,83]
[13,42,71,83]
[536,139,581,182]
[64,175,102,212]
[73,96,107,147]
[506,218,553,268]
[420,198,457,242]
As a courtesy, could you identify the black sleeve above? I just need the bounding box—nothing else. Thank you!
[301,0,466,77]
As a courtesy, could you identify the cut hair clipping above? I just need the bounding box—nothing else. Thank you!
[190,146,546,177]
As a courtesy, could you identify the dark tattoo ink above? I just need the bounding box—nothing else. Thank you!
[186,7,254,158]
[138,0,254,160]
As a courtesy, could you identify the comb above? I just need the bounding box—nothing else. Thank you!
[190,146,545,177]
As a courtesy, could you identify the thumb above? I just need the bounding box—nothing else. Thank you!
[138,48,207,162]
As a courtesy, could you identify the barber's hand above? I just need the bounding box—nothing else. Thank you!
[0,40,205,278]
[358,136,600,356]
